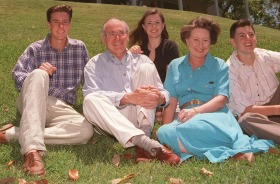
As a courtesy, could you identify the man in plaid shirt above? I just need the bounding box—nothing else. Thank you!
[0,5,93,176]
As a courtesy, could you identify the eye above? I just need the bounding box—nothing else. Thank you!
[248,33,255,38]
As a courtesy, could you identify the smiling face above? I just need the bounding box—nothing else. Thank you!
[102,19,129,60]
[186,28,211,60]
[142,13,164,39]
[48,12,71,42]
[230,26,256,55]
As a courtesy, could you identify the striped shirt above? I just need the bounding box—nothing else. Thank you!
[12,34,89,105]
[227,48,280,116]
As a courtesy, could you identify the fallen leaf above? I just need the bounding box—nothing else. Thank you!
[111,173,137,184]
[91,139,98,144]
[122,153,133,160]
[7,160,15,167]
[112,154,120,167]
[68,169,79,181]
[170,177,185,184]
[200,168,214,177]
[32,179,48,184]
[0,177,15,183]
[18,178,28,184]
[3,107,9,113]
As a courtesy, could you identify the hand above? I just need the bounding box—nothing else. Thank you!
[178,108,197,123]
[133,86,162,109]
[129,45,143,54]
[39,62,57,76]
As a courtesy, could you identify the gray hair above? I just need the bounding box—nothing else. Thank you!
[100,18,129,38]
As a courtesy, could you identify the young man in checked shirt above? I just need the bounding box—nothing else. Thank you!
[0,5,93,176]
[227,18,280,145]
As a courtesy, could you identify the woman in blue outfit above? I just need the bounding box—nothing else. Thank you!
[157,16,274,163]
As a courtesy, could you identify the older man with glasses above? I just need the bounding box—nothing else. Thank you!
[82,18,181,165]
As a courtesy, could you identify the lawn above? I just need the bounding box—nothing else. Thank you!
[1,0,280,183]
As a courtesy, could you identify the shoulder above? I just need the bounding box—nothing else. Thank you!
[206,54,228,71]
[128,51,153,64]
[86,53,104,66]
[169,56,185,67]
[162,39,178,48]
[68,38,87,48]
[255,47,280,57]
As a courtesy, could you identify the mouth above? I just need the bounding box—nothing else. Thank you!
[244,43,253,47]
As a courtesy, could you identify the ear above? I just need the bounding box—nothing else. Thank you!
[47,22,51,30]
[101,35,106,45]
[229,38,236,48]
[185,38,189,45]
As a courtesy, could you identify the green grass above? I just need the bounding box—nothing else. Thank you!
[1,0,280,183]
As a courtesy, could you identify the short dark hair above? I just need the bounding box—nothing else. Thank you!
[230,18,255,38]
[180,16,220,45]
[47,5,72,22]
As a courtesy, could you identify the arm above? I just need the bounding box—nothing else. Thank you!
[243,105,280,116]
[162,97,178,124]
[12,46,37,91]
[194,95,227,114]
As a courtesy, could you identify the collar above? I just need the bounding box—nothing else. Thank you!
[42,33,72,50]
[180,52,212,70]
[105,49,130,66]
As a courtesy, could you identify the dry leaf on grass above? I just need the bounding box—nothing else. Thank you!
[68,169,79,181]
[18,178,28,184]
[200,168,214,177]
[7,160,15,167]
[112,154,120,167]
[111,173,138,184]
[3,107,9,113]
[32,179,48,184]
[91,139,98,145]
[0,177,15,183]
[170,177,185,184]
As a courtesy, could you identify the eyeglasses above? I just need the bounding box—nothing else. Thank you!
[103,31,128,38]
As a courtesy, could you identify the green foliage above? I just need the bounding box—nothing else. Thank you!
[203,0,280,29]
[1,0,280,183]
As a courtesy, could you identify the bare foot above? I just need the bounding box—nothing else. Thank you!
[230,152,255,164]
[244,152,255,163]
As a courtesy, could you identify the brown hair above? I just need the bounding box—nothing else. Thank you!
[129,8,168,46]
[230,18,255,38]
[180,16,220,45]
[47,5,72,22]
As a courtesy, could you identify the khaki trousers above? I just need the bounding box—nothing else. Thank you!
[83,63,159,148]
[6,69,94,155]
[238,85,280,144]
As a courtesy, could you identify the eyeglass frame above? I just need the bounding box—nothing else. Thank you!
[103,30,128,38]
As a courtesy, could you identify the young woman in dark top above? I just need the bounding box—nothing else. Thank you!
[129,9,180,122]
[129,8,180,83]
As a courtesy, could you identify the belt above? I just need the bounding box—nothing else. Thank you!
[180,99,204,110]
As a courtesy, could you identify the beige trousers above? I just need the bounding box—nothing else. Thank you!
[238,85,280,144]
[83,63,159,148]
[6,69,94,155]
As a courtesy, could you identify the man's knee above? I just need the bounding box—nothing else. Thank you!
[78,120,94,144]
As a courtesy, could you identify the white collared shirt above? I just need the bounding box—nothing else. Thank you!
[227,48,280,116]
